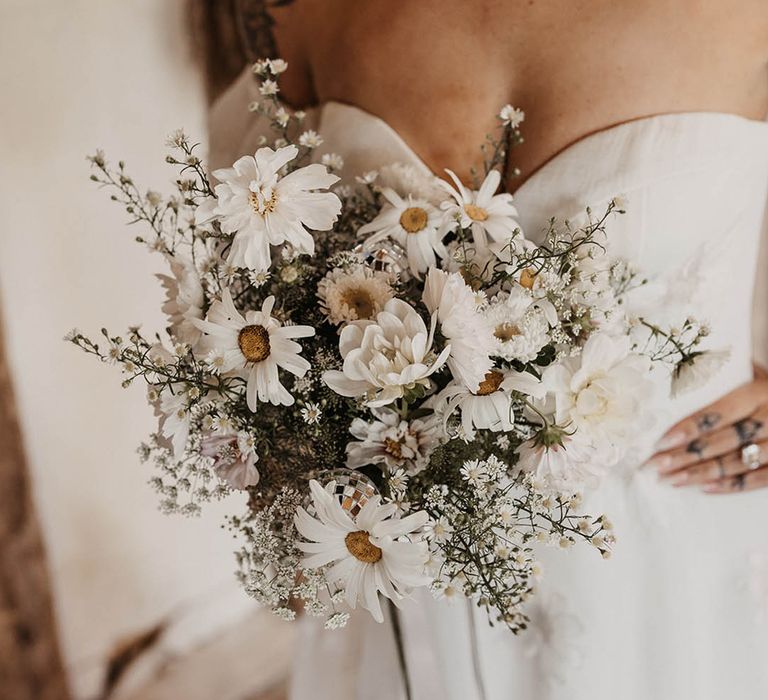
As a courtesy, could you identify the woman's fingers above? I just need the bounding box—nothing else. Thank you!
[703,462,768,494]
[654,378,768,452]
[660,438,768,487]
[650,404,768,474]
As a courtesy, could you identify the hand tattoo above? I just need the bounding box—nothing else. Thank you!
[734,417,764,446]
[686,438,707,458]
[696,412,721,433]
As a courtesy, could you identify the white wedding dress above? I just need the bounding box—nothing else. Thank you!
[210,69,768,700]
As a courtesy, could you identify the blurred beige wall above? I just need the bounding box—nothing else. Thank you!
[0,2,267,697]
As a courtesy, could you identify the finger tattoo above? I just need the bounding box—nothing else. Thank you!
[734,417,764,446]
[697,412,721,433]
[686,438,707,458]
[717,456,726,479]
[733,473,746,491]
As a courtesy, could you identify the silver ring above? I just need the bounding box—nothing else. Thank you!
[741,443,762,471]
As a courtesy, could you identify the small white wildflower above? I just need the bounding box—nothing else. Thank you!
[321,153,344,171]
[325,611,350,630]
[298,130,323,149]
[356,170,379,185]
[460,459,490,489]
[259,79,279,96]
[205,349,226,374]
[495,434,510,450]
[294,110,306,122]
[280,265,299,283]
[106,341,123,365]
[499,104,525,128]
[165,128,187,148]
[274,107,290,128]
[388,468,409,494]
[273,607,296,621]
[267,58,288,74]
[301,402,322,424]
[63,328,82,342]
[187,386,200,400]
[213,415,233,433]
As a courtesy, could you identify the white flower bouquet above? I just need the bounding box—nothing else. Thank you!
[69,60,717,636]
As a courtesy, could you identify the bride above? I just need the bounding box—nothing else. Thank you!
[201,1,768,698]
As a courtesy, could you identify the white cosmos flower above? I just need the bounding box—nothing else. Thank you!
[439,169,522,253]
[200,432,260,490]
[423,268,495,392]
[484,288,551,363]
[156,256,204,348]
[159,386,191,458]
[359,188,446,276]
[323,298,450,407]
[542,333,653,465]
[346,407,446,474]
[440,369,545,439]
[196,145,341,273]
[294,479,431,623]
[192,288,314,411]
[671,349,730,398]
[317,264,394,325]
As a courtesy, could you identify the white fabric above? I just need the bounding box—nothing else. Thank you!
[210,70,768,700]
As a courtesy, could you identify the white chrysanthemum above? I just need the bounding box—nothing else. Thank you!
[542,333,653,464]
[439,169,522,253]
[346,407,446,474]
[484,288,551,363]
[200,433,260,490]
[671,349,730,398]
[156,256,204,348]
[317,265,394,325]
[423,268,495,391]
[294,479,431,623]
[359,188,446,276]
[193,288,314,411]
[196,145,341,273]
[323,298,450,407]
[440,369,544,439]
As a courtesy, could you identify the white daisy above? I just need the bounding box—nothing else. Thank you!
[422,268,495,392]
[346,407,446,474]
[196,145,341,273]
[484,288,551,363]
[317,264,394,325]
[439,168,522,253]
[359,188,446,276]
[671,348,730,398]
[440,369,545,439]
[193,288,314,411]
[301,402,322,424]
[323,298,450,407]
[294,479,431,622]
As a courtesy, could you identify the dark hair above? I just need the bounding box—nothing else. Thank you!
[189,0,289,103]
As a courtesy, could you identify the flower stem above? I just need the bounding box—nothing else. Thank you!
[388,599,412,700]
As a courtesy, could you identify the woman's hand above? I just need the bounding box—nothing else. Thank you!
[646,366,768,493]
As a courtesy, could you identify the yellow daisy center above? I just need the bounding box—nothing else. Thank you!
[341,286,376,319]
[519,268,537,289]
[238,324,271,362]
[494,323,521,342]
[464,204,489,222]
[399,206,429,233]
[384,437,403,460]
[248,190,278,215]
[345,530,383,563]
[476,370,504,396]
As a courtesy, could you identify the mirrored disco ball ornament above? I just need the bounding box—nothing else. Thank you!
[353,240,409,279]
[307,468,379,519]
